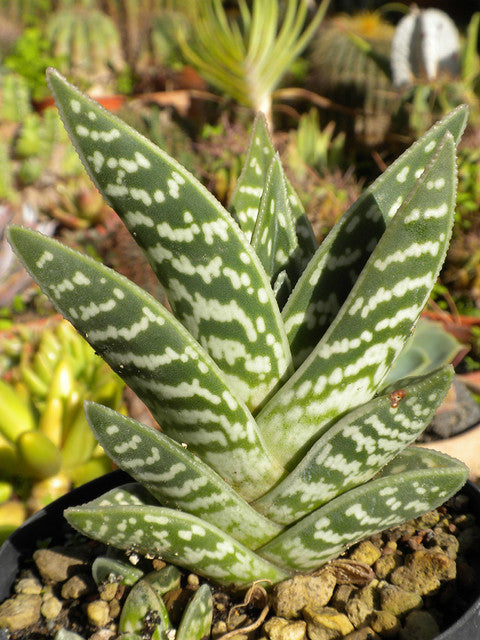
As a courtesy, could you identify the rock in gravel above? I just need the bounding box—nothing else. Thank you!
[370,610,401,637]
[0,594,42,631]
[390,550,455,595]
[344,581,379,627]
[349,541,382,566]
[87,599,111,628]
[378,583,422,617]
[263,616,307,639]
[399,610,440,640]
[272,573,336,618]
[303,606,354,640]
[374,552,402,580]
[33,546,88,583]
[14,576,42,595]
[41,594,62,620]
[61,573,95,599]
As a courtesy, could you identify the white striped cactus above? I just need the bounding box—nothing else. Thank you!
[7,70,469,590]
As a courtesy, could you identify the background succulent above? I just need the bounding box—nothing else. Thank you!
[0,316,125,539]
[7,70,469,592]
[179,0,329,126]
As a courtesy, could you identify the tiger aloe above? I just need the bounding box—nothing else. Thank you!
[7,70,468,591]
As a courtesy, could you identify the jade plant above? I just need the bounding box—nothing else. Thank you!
[7,70,469,593]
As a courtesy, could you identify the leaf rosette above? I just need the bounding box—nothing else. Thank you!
[7,69,468,589]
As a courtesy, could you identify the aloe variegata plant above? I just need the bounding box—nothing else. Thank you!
[7,69,469,590]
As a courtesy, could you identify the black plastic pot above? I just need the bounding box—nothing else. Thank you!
[1,473,480,638]
[0,469,131,602]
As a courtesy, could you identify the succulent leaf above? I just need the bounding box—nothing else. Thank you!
[229,113,317,270]
[176,584,213,640]
[258,448,468,572]
[251,154,299,305]
[283,105,467,365]
[84,402,282,546]
[65,503,290,588]
[257,134,457,465]
[92,556,145,586]
[118,573,172,639]
[253,366,453,524]
[46,68,292,412]
[7,227,285,501]
[382,318,464,385]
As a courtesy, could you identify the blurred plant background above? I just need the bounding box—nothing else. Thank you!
[2,0,480,530]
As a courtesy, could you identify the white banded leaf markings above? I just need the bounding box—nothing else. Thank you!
[65,504,290,588]
[258,136,456,465]
[7,227,285,501]
[282,106,467,363]
[85,403,282,546]
[47,69,291,412]
[258,449,468,572]
[253,367,453,524]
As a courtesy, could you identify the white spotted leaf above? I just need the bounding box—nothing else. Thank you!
[84,402,282,546]
[176,584,213,640]
[283,105,468,366]
[119,572,172,637]
[46,68,292,412]
[7,227,285,501]
[64,503,291,588]
[229,113,317,272]
[251,154,300,306]
[257,134,457,466]
[257,448,468,572]
[253,366,453,524]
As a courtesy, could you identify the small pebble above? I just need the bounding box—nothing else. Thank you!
[0,594,42,631]
[187,573,200,588]
[15,577,42,595]
[33,547,87,583]
[272,573,336,618]
[349,541,382,566]
[41,594,62,620]
[61,574,94,599]
[99,582,118,602]
[87,599,111,628]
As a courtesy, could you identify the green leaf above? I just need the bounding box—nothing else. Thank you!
[46,68,292,412]
[92,556,145,587]
[229,113,317,272]
[65,503,290,588]
[176,584,213,640]
[7,227,285,501]
[143,565,181,599]
[257,134,457,466]
[382,319,463,386]
[283,105,468,366]
[119,573,172,640]
[251,154,299,304]
[258,448,468,572]
[85,402,282,546]
[253,366,453,523]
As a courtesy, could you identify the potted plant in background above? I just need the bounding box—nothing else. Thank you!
[0,69,479,639]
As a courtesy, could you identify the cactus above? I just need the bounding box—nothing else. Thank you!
[391,7,461,88]
[309,11,399,147]
[0,72,32,123]
[46,5,124,85]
